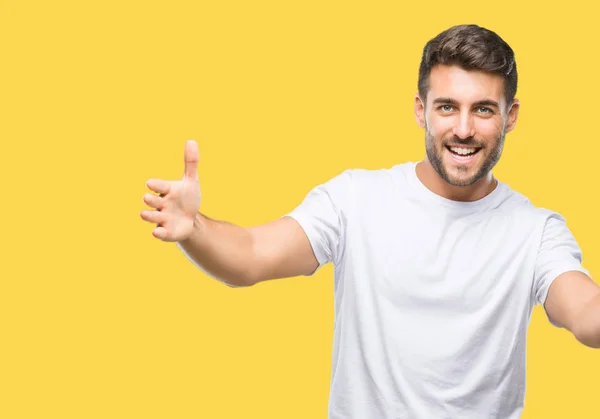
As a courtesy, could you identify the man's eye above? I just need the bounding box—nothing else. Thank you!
[478,107,492,114]
[440,105,454,112]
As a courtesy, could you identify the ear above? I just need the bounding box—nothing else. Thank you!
[505,98,520,134]
[414,94,426,129]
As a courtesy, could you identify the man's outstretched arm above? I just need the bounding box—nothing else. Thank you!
[545,271,600,348]
[177,214,319,287]
[141,140,319,288]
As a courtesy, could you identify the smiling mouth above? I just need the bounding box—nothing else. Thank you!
[446,145,482,158]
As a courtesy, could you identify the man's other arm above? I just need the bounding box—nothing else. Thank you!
[545,272,600,348]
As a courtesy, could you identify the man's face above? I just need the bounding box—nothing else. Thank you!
[415,65,519,187]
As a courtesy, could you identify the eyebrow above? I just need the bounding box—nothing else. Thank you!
[432,97,500,109]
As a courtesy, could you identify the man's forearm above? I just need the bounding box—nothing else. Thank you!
[176,212,257,287]
[574,293,600,348]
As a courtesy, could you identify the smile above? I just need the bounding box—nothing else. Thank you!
[445,145,482,163]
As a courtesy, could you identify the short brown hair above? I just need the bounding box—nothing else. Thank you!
[418,24,517,107]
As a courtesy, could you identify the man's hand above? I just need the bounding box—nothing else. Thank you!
[140,140,201,242]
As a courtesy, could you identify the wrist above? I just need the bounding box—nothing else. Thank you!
[177,212,206,245]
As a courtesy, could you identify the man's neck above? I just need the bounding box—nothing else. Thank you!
[415,159,497,202]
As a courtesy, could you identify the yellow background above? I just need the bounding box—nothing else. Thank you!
[2,0,599,418]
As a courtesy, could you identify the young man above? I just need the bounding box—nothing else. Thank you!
[140,24,600,418]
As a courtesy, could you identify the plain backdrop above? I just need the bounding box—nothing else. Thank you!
[1,1,599,418]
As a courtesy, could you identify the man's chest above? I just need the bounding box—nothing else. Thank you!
[346,203,540,312]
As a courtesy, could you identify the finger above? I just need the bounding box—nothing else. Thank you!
[184,140,199,180]
[146,178,170,195]
[140,209,166,225]
[142,193,164,210]
[152,226,169,241]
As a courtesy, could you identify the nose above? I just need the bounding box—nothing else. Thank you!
[452,112,476,140]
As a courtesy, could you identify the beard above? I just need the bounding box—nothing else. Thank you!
[425,126,505,187]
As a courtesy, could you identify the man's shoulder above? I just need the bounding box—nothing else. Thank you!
[334,162,414,187]
[495,183,563,224]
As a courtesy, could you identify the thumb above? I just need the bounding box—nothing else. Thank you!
[184,140,199,180]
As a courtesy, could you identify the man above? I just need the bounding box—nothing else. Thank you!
[140,24,600,418]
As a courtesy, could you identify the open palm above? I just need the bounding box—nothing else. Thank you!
[140,140,201,242]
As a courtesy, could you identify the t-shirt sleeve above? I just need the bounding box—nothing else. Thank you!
[533,212,591,324]
[282,170,352,276]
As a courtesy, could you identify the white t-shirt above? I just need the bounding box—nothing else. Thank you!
[283,161,590,419]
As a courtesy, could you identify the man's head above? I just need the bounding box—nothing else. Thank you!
[414,24,519,187]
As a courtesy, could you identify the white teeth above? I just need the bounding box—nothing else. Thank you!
[450,147,478,155]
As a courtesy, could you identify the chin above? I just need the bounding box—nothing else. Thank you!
[446,175,480,187]
[442,165,484,187]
